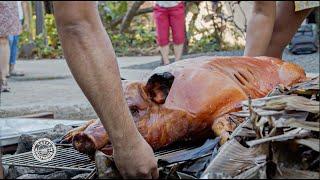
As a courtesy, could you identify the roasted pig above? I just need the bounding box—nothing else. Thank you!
[61,56,306,155]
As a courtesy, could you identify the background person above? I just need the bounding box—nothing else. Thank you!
[244,1,319,58]
[0,2,22,92]
[154,1,186,65]
[8,1,29,77]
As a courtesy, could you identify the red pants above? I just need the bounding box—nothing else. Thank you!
[153,2,185,46]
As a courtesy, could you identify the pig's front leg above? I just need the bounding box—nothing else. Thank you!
[212,114,244,145]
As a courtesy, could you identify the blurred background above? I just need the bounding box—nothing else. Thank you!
[18,1,318,59]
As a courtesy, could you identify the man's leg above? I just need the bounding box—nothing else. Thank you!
[169,2,185,61]
[244,1,276,57]
[265,1,314,58]
[154,5,170,65]
[0,37,10,92]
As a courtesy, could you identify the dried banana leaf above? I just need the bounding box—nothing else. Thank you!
[246,128,312,147]
[288,76,319,96]
[201,139,267,178]
[295,138,320,152]
[176,172,197,179]
[232,110,286,117]
[267,84,288,97]
[243,95,319,114]
[273,167,320,179]
[229,119,255,139]
[230,111,251,117]
[233,163,267,179]
[276,111,309,122]
[264,96,319,113]
[159,138,220,164]
[275,118,320,131]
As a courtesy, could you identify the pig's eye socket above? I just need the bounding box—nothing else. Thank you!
[130,106,139,116]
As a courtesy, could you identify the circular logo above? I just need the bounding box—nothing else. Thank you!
[32,138,57,162]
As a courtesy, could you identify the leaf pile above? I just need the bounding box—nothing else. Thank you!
[202,76,320,179]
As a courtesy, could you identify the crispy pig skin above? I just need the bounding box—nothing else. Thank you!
[67,56,306,155]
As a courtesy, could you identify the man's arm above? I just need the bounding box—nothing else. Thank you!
[52,2,158,179]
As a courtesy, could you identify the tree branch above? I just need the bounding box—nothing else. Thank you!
[120,1,145,33]
[110,7,153,29]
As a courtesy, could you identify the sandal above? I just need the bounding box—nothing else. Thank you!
[0,83,10,92]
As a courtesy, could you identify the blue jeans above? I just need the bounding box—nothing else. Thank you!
[8,34,19,65]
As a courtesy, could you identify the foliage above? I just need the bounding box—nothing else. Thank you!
[186,1,245,54]
[100,1,158,56]
[107,14,157,56]
[98,1,128,29]
[19,1,246,59]
[19,14,62,59]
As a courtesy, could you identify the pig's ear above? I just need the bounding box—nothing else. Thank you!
[145,72,174,104]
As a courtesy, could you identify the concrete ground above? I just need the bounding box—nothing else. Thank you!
[0,56,160,119]
[0,51,319,119]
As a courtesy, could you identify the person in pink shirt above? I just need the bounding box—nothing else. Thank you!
[154,1,186,65]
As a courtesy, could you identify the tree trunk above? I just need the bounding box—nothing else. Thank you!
[35,1,44,35]
[119,1,145,33]
[35,1,47,45]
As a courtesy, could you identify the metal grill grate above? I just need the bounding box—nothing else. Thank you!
[2,143,200,172]
[2,146,95,172]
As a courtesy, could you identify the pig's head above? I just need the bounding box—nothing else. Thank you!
[122,72,175,123]
[122,72,208,149]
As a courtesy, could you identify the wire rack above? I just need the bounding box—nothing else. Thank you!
[2,146,95,172]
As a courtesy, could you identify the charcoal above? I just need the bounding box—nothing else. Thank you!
[71,173,90,179]
[64,170,84,178]
[15,124,73,154]
[52,124,73,134]
[15,134,35,154]
[6,166,56,179]
[3,165,9,179]
[6,166,35,179]
[33,168,56,175]
[43,171,69,179]
[17,174,45,179]
[95,150,121,179]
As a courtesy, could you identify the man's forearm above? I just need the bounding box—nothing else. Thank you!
[53,2,140,147]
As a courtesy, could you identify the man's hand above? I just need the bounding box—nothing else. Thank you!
[113,135,159,179]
